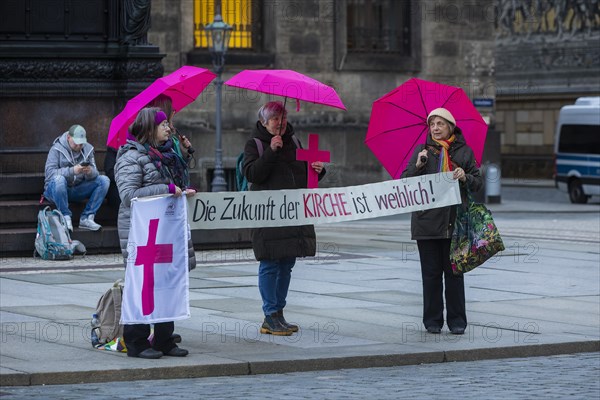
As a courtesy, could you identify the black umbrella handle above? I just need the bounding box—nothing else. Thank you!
[174,128,195,154]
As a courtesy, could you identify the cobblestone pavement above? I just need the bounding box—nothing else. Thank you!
[1,352,598,399]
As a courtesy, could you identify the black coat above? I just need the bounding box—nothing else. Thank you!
[400,129,483,240]
[242,122,321,261]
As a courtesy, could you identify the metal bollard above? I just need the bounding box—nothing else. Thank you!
[485,163,501,204]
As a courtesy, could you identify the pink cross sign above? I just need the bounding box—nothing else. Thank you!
[134,218,173,315]
[296,133,330,188]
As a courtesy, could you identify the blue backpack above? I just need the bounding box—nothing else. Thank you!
[235,136,300,191]
[34,207,74,260]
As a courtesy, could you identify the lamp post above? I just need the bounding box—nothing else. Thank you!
[205,4,232,192]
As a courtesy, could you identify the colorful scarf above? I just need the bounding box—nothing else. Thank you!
[144,138,190,189]
[432,135,456,172]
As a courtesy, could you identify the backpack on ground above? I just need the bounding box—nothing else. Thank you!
[34,206,74,260]
[235,136,301,191]
[94,279,124,347]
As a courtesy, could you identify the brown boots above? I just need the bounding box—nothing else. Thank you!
[276,310,298,332]
[260,310,299,336]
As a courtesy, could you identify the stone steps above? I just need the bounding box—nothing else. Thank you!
[0,225,121,257]
[1,199,118,227]
[0,173,251,257]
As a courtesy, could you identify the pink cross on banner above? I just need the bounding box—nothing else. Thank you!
[296,133,330,188]
[121,196,190,324]
[135,219,173,315]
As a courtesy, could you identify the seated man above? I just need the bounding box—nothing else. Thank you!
[43,124,110,231]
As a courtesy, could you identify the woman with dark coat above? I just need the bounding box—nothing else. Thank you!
[242,101,325,336]
[401,108,483,335]
[115,107,196,358]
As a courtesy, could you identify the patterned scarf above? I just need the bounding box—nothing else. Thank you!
[144,138,190,189]
[432,135,456,172]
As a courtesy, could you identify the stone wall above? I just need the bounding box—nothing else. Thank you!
[0,0,164,175]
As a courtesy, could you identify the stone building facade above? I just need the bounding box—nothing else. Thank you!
[149,0,496,191]
[495,0,600,178]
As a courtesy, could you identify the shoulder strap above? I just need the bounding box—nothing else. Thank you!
[291,135,301,149]
[253,137,264,157]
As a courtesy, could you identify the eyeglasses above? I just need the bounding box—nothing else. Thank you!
[160,121,170,130]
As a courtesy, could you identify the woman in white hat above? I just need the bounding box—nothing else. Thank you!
[401,108,482,335]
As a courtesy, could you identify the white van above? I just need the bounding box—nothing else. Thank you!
[554,97,600,203]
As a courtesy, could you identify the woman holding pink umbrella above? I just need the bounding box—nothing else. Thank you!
[242,101,325,336]
[401,108,482,335]
[115,107,196,358]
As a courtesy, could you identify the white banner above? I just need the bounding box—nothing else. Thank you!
[121,196,190,324]
[188,172,461,230]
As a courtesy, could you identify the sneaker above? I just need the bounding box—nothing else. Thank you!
[260,313,293,336]
[276,310,299,332]
[79,214,101,231]
[64,215,73,232]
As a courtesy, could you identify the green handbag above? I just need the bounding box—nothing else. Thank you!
[450,192,505,275]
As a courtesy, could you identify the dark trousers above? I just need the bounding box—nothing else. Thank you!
[417,239,466,330]
[124,322,175,356]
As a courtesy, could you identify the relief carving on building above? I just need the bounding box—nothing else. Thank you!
[0,59,162,81]
[496,0,600,86]
[497,0,600,41]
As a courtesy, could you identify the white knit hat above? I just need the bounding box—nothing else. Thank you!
[427,108,456,126]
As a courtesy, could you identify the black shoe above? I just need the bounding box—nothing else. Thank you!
[163,347,188,357]
[426,326,442,334]
[276,310,299,332]
[450,327,465,335]
[129,348,163,359]
[260,313,293,336]
[171,333,182,343]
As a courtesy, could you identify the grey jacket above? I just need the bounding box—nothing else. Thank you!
[115,140,196,270]
[400,130,483,240]
[44,132,99,190]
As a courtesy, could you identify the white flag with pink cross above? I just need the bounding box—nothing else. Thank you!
[121,195,190,324]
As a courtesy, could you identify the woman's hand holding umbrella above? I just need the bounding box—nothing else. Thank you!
[270,134,283,152]
[416,149,428,169]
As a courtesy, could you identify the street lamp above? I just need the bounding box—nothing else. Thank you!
[205,6,232,192]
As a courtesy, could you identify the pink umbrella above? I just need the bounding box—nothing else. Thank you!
[365,78,488,179]
[107,66,216,149]
[224,69,346,111]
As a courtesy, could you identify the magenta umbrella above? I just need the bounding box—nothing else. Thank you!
[365,78,488,179]
[107,66,216,149]
[224,69,346,111]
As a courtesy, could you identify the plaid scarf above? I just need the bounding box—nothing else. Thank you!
[432,135,456,172]
[144,138,190,189]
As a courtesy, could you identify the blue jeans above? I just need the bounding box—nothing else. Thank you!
[258,257,296,316]
[44,175,110,219]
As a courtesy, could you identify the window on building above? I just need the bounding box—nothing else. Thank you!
[194,0,254,49]
[346,0,410,54]
[335,0,420,72]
